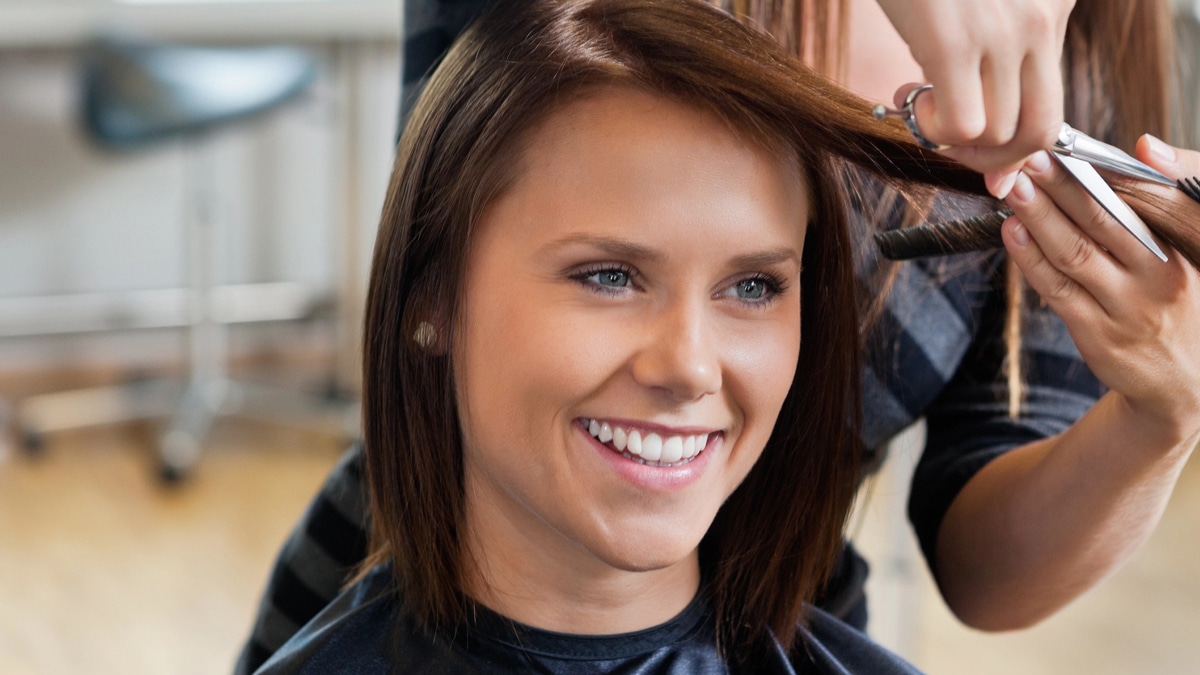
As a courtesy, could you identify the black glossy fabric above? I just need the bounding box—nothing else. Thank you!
[253,565,921,675]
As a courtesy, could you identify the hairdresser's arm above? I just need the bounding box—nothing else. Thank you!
[932,139,1200,631]
[875,0,1074,178]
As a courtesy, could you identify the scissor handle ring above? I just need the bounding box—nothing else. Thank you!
[900,84,951,151]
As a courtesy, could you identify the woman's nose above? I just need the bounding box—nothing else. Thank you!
[630,301,722,402]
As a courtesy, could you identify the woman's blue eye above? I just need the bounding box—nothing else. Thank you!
[587,269,630,288]
[569,265,637,295]
[718,273,785,305]
[736,278,767,299]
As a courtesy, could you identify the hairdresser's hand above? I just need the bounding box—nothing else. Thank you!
[1000,145,1200,445]
[877,0,1074,182]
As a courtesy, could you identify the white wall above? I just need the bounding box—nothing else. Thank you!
[0,39,399,372]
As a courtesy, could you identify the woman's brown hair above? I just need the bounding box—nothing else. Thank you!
[361,0,989,659]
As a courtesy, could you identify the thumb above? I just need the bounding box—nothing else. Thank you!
[1136,134,1186,180]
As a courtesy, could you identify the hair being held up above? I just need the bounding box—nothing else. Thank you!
[1113,180,1200,273]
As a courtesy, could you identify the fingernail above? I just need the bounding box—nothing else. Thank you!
[1009,172,1035,204]
[991,171,1019,200]
[1145,134,1177,163]
[1025,151,1051,174]
[1009,220,1030,246]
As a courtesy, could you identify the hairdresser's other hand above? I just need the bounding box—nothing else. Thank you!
[1001,146,1200,445]
[877,0,1074,181]
[936,141,1200,630]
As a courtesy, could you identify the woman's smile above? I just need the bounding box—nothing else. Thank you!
[575,416,726,493]
[579,417,717,466]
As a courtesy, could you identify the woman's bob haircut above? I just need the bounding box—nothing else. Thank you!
[361,0,988,657]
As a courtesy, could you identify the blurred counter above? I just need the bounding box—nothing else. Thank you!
[0,0,399,47]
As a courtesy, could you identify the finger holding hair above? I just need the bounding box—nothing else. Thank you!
[877,0,1073,175]
[1005,142,1200,439]
[1000,176,1111,327]
[1022,152,1169,276]
[960,48,1066,185]
[1125,135,1200,271]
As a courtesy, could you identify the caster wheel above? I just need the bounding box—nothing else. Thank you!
[158,462,189,484]
[21,428,45,456]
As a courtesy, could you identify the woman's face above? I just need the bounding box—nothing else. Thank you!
[455,86,808,586]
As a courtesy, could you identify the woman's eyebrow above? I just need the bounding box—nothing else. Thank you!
[727,248,800,269]
[540,237,798,269]
[539,235,666,263]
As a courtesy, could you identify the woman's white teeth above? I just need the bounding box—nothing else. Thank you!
[627,429,642,455]
[583,419,710,466]
[661,436,683,463]
[641,433,662,461]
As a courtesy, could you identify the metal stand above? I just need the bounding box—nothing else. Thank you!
[15,137,358,482]
[9,38,363,481]
[159,136,228,479]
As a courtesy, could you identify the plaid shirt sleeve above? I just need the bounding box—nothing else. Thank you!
[907,274,1103,575]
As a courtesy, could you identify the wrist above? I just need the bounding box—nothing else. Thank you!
[1112,392,1200,459]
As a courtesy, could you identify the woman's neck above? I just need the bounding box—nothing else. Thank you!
[460,496,702,635]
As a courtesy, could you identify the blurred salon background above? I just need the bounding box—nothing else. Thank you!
[0,1,1197,673]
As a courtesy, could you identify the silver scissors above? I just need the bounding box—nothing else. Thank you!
[874,86,1172,262]
[1051,123,1169,261]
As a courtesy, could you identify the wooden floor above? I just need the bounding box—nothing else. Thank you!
[1,412,1197,674]
[0,420,344,675]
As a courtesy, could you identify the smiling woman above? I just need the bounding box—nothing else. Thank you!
[456,87,808,632]
[252,0,987,672]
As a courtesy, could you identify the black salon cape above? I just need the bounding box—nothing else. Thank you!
[253,565,922,675]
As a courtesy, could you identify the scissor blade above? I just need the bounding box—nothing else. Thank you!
[1064,129,1175,187]
[1053,154,1168,261]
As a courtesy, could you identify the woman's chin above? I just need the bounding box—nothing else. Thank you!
[587,531,704,575]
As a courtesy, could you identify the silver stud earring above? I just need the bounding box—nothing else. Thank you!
[413,321,438,349]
